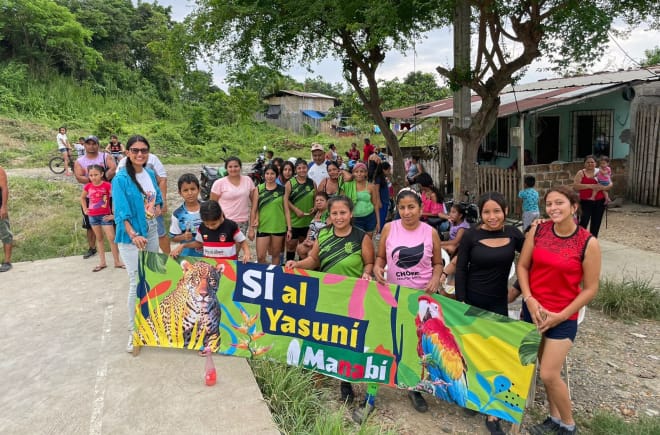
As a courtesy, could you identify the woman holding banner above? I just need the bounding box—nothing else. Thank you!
[285,195,374,410]
[454,191,524,435]
[517,185,600,435]
[373,187,444,415]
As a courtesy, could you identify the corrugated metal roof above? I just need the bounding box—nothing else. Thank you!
[264,90,338,100]
[501,66,660,92]
[383,66,660,120]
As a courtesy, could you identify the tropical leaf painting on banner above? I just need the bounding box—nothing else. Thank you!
[135,253,540,423]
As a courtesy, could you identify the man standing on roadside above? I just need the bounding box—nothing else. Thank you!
[307,143,328,186]
[0,165,13,272]
[74,135,117,259]
[117,150,170,254]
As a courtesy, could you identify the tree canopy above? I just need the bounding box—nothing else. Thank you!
[192,0,450,188]
[191,0,658,192]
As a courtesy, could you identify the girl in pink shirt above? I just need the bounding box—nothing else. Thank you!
[80,165,124,271]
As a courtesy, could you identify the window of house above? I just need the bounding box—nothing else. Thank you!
[483,117,510,156]
[571,110,613,158]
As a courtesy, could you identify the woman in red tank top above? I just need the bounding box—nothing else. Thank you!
[572,155,612,237]
[517,185,601,435]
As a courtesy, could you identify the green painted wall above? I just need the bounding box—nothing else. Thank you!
[494,89,631,168]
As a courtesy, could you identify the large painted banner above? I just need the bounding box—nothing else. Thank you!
[134,253,540,423]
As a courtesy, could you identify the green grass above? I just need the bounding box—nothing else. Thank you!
[8,176,90,262]
[591,276,660,320]
[250,360,395,435]
[579,411,660,435]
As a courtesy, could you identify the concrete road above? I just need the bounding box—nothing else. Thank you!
[0,257,278,435]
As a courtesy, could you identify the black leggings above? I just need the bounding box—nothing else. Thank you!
[579,199,606,237]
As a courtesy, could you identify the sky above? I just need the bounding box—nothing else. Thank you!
[153,0,660,93]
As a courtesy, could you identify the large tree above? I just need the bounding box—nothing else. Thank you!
[191,0,655,192]
[436,0,658,193]
[191,0,448,189]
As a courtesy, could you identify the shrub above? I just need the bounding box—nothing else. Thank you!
[591,276,660,320]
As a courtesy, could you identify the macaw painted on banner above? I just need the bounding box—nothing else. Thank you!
[134,253,541,423]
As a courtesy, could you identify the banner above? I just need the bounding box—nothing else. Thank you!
[134,253,540,423]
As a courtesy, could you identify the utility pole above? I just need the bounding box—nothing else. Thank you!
[452,1,471,198]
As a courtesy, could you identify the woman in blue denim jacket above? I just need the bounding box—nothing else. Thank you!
[112,135,163,353]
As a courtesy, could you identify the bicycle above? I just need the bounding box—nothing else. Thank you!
[49,149,74,175]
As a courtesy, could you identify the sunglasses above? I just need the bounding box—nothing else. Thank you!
[129,148,149,155]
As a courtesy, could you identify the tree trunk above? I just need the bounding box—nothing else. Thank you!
[451,92,501,198]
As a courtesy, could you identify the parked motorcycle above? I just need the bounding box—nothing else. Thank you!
[200,147,228,200]
[248,146,268,186]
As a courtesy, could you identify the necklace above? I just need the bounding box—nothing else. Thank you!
[553,223,577,237]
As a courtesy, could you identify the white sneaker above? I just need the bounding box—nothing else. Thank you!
[126,334,134,353]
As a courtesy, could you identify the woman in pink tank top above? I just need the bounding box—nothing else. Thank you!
[372,187,444,415]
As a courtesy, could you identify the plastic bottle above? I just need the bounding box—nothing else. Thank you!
[205,352,216,386]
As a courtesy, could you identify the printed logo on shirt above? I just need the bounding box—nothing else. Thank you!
[220,234,226,242]
[392,243,424,269]
[343,241,355,255]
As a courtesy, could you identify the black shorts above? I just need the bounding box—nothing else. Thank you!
[291,226,308,239]
[521,304,578,341]
[256,231,286,237]
[81,201,91,229]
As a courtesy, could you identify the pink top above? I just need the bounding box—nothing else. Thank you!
[422,194,446,216]
[84,181,112,216]
[385,220,434,290]
[596,166,611,183]
[210,175,255,223]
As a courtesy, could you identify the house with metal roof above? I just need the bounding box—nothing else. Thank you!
[383,66,660,206]
[260,90,339,134]
[384,67,659,165]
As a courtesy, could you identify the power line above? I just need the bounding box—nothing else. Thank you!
[607,31,659,77]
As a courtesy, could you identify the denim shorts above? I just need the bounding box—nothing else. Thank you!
[156,214,166,237]
[89,215,114,226]
[522,304,578,341]
[354,211,376,232]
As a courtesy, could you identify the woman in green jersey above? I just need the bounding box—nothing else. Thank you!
[251,164,291,265]
[284,159,317,261]
[285,195,374,404]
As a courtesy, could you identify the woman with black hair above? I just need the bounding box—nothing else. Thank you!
[372,161,391,227]
[112,135,163,353]
[454,191,524,435]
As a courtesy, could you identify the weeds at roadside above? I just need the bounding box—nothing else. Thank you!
[579,410,660,435]
[250,360,394,435]
[591,276,660,320]
[8,176,87,262]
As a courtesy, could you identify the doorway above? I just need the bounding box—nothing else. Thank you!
[536,116,560,164]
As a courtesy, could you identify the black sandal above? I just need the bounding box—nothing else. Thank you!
[407,391,428,413]
[339,381,355,404]
[485,417,505,435]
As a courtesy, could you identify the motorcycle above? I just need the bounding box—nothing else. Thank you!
[200,147,228,200]
[248,146,268,186]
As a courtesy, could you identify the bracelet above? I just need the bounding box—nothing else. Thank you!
[523,295,533,303]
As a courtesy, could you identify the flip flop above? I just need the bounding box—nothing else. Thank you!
[115,265,126,269]
[93,265,107,272]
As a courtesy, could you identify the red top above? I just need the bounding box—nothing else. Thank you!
[530,221,592,320]
[84,181,112,216]
[363,143,374,162]
[347,149,360,161]
[578,171,604,201]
